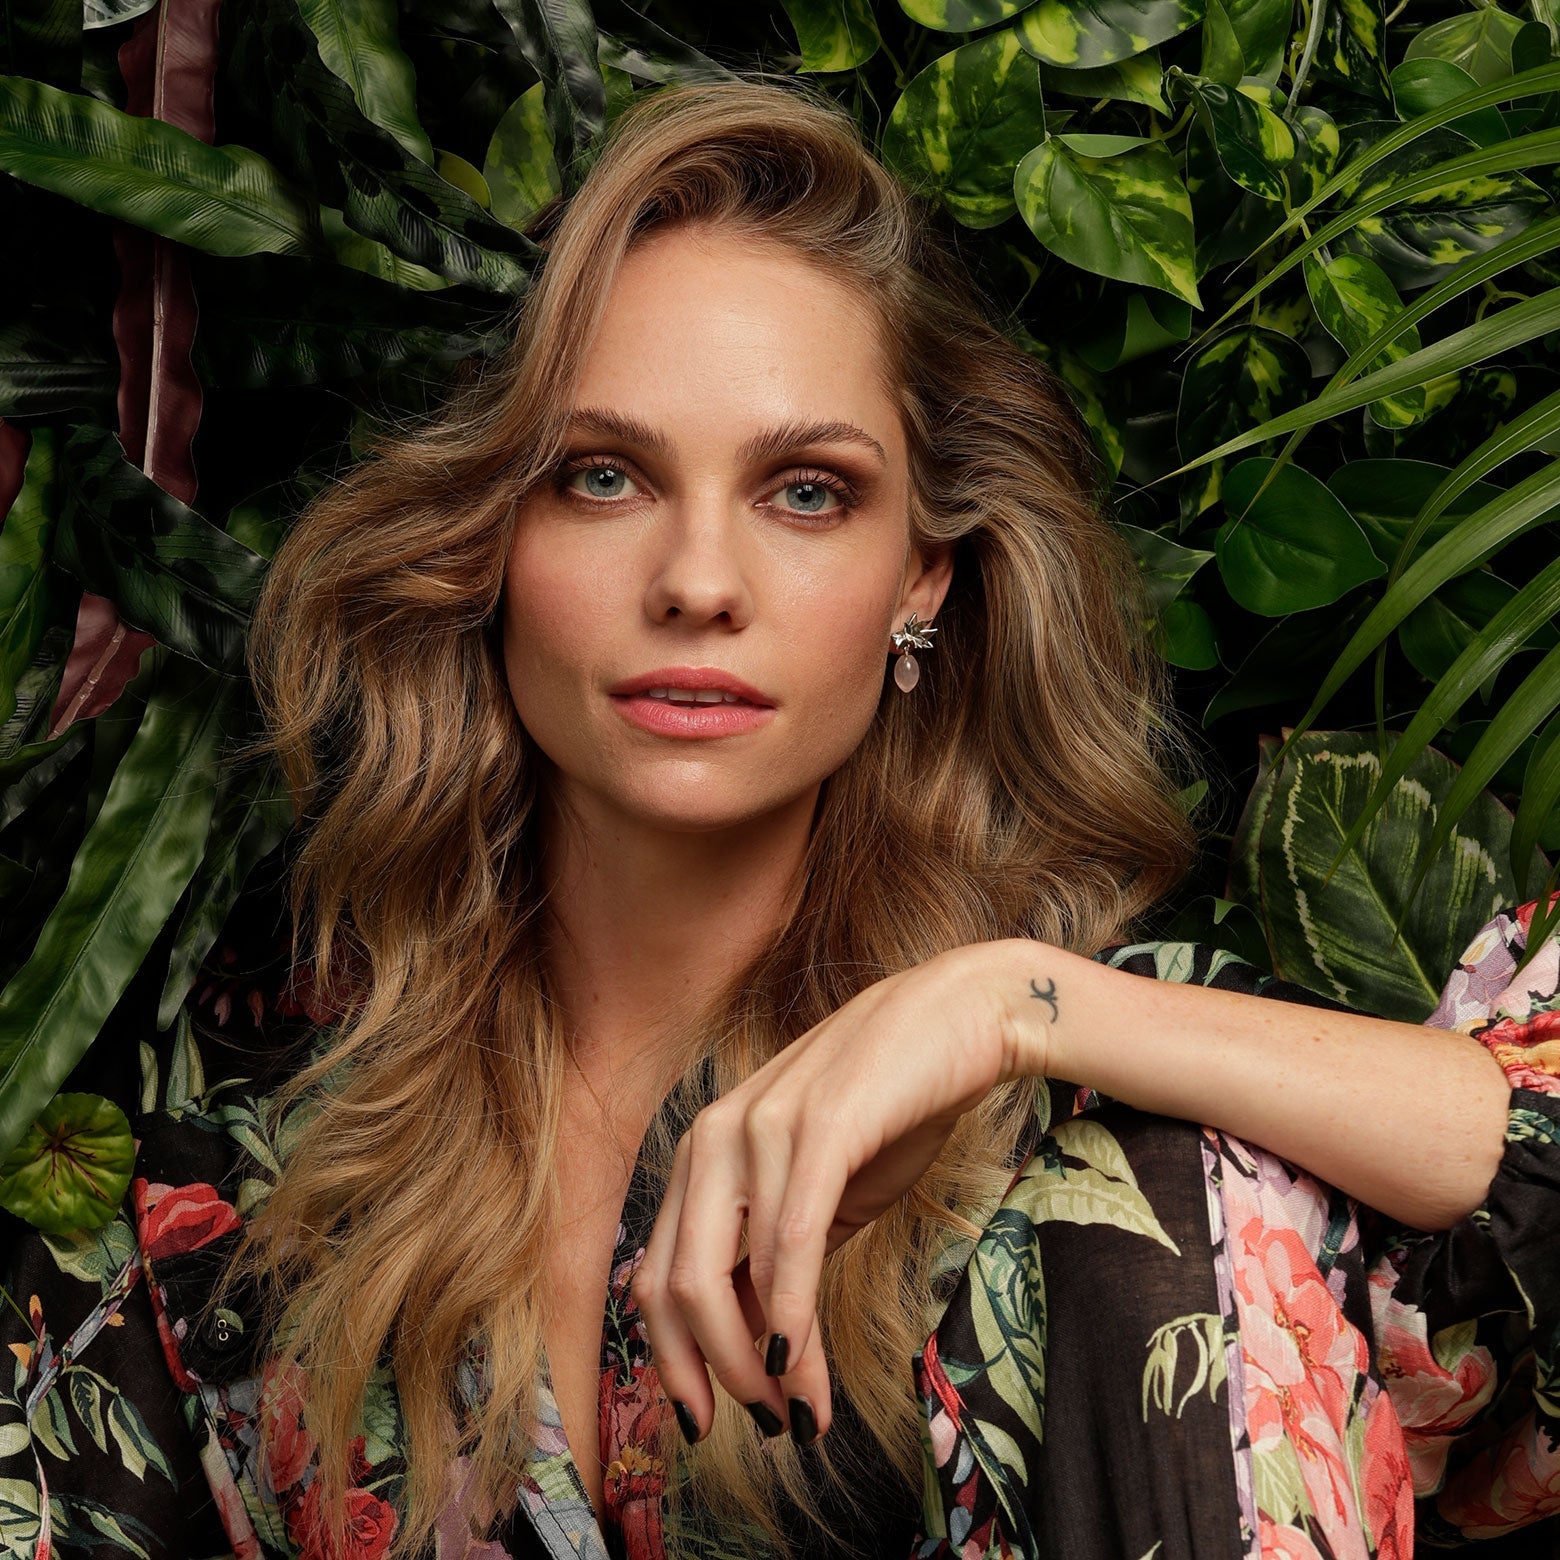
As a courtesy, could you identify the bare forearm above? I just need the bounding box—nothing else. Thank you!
[987,939,1512,1231]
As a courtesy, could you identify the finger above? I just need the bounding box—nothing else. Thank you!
[634,1139,717,1445]
[668,1114,788,1438]
[749,1125,847,1445]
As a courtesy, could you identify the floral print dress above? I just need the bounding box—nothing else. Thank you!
[3,899,1559,1560]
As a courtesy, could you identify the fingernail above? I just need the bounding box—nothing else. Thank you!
[744,1401,784,1438]
[764,1332,789,1376]
[787,1395,818,1447]
[672,1399,700,1445]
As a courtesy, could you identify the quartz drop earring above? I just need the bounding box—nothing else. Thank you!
[890,612,937,693]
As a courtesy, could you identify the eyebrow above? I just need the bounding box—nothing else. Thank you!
[565,405,888,467]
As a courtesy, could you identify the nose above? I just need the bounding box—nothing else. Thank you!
[642,495,756,630]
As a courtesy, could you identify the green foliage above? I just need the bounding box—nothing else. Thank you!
[1,0,1558,1237]
[0,1092,133,1234]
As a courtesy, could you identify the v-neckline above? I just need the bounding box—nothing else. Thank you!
[515,1062,710,1559]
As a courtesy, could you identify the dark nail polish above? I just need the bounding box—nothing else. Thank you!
[744,1400,784,1437]
[764,1332,789,1376]
[787,1395,818,1446]
[672,1398,700,1445]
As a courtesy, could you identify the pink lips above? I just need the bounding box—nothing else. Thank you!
[607,665,777,741]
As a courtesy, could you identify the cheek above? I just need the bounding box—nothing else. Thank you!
[501,528,610,714]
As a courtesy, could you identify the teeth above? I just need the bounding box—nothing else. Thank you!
[642,687,744,705]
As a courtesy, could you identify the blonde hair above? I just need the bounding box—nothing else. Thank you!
[227,72,1196,1558]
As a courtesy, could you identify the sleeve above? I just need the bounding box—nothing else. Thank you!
[0,1203,236,1559]
[1359,897,1560,1546]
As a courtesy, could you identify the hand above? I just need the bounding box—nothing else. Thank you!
[630,938,1052,1449]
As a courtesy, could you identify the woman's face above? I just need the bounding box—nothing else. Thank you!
[502,221,951,835]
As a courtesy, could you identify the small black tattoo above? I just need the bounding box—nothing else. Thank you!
[1028,978,1059,1021]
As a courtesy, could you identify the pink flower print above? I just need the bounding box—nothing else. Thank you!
[1361,1384,1414,1560]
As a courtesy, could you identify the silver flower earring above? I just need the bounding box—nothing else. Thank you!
[890,612,937,692]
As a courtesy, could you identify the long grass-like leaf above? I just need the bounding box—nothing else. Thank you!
[1175,289,1560,474]
[1192,60,1560,342]
[0,74,327,258]
[1322,555,1560,880]
[1170,216,1560,483]
[1397,644,1560,919]
[1512,711,1560,899]
[1389,386,1560,578]
[1281,458,1560,742]
[0,650,233,1161]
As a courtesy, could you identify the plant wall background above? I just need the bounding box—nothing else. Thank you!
[0,0,1558,1285]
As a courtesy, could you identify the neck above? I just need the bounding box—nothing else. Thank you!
[537,779,818,1091]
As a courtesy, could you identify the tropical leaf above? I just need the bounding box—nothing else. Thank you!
[294,0,433,164]
[486,0,606,189]
[0,428,65,731]
[0,75,327,259]
[231,0,537,293]
[52,426,269,675]
[783,0,881,73]
[883,29,1050,230]
[1215,458,1385,615]
[1167,71,1296,202]
[1302,252,1424,428]
[1405,10,1531,87]
[485,82,562,231]
[1015,0,1204,71]
[157,754,293,1029]
[0,1092,134,1235]
[1015,136,1200,304]
[0,650,235,1162]
[1230,730,1546,1019]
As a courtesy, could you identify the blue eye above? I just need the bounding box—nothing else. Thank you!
[784,480,835,514]
[566,463,639,500]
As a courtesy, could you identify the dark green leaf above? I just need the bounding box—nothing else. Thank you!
[484,82,561,230]
[1216,458,1386,615]
[0,1092,134,1235]
[0,651,234,1161]
[1160,596,1217,668]
[884,29,1049,230]
[1015,136,1200,303]
[1230,730,1542,1019]
[157,755,293,1029]
[295,0,432,163]
[0,428,63,731]
[1312,0,1390,104]
[486,0,604,190]
[1327,121,1549,291]
[1328,459,1504,568]
[0,74,327,259]
[53,426,269,674]
[1390,58,1510,148]
[1513,712,1560,893]
[1176,324,1310,462]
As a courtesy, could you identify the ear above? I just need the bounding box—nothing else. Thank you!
[896,538,955,626]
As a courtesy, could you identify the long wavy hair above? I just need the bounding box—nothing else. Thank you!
[226,72,1198,1559]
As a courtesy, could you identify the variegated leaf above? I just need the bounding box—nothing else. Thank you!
[1229,730,1547,1019]
[883,29,1048,230]
[1015,0,1203,71]
[1015,136,1200,304]
[783,0,881,72]
[1330,122,1549,292]
[1302,251,1426,428]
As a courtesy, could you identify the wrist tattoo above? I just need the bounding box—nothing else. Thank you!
[1028,977,1059,1022]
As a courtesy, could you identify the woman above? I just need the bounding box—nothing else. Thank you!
[3,75,1557,1560]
